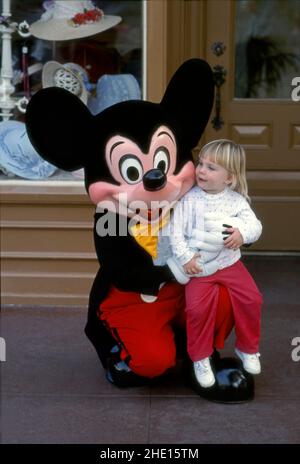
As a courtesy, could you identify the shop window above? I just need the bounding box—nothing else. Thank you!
[0,0,144,181]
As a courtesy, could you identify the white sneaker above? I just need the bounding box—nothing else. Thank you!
[193,357,216,388]
[235,348,261,375]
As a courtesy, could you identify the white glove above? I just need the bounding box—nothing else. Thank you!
[190,214,242,252]
[204,213,244,233]
[167,255,220,282]
[167,257,190,284]
[189,229,224,252]
[194,257,220,277]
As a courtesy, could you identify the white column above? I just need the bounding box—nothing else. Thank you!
[0,0,15,120]
[2,0,11,17]
[0,0,30,120]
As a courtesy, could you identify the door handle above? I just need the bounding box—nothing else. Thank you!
[211,41,226,57]
[212,64,227,131]
[210,41,227,130]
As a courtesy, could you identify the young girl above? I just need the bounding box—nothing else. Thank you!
[169,139,263,388]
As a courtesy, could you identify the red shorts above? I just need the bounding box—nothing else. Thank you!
[98,283,233,378]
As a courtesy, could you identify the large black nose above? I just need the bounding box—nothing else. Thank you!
[143,168,167,191]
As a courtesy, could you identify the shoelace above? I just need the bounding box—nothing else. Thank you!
[195,360,210,373]
[248,353,261,361]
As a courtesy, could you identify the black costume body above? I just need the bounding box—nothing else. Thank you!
[26,59,254,401]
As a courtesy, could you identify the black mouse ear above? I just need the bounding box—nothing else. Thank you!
[160,58,214,150]
[26,87,93,171]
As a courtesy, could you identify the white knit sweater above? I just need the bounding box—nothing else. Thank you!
[156,186,262,272]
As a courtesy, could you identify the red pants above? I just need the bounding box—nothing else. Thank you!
[185,260,263,361]
[98,282,234,378]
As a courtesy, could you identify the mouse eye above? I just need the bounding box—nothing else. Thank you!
[153,148,170,174]
[119,155,143,184]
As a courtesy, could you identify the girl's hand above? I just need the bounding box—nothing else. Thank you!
[223,227,244,250]
[183,253,202,275]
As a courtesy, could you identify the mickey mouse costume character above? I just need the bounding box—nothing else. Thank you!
[26,59,254,402]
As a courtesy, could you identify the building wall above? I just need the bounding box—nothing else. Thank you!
[1,1,299,306]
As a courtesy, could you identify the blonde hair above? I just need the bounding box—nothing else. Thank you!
[198,139,250,202]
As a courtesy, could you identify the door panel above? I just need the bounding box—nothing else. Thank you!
[229,102,300,170]
[204,0,300,250]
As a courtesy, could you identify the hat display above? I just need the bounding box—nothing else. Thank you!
[42,60,88,104]
[0,121,57,179]
[88,73,141,115]
[30,1,122,41]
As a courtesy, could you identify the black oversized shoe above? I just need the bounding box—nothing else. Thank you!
[106,356,149,388]
[184,350,255,403]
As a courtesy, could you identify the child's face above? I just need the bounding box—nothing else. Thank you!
[195,156,232,194]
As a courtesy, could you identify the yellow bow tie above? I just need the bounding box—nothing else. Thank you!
[130,214,170,258]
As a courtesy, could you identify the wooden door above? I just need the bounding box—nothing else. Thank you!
[203,0,300,251]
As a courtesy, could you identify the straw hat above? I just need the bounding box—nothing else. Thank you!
[30,1,121,41]
[42,60,88,104]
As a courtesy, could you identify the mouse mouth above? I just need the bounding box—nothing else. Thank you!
[133,207,166,223]
[147,208,163,221]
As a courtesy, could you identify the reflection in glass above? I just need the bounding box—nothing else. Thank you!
[0,0,143,181]
[10,0,143,99]
[235,0,300,98]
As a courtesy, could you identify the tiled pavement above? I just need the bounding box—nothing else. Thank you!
[1,257,300,444]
